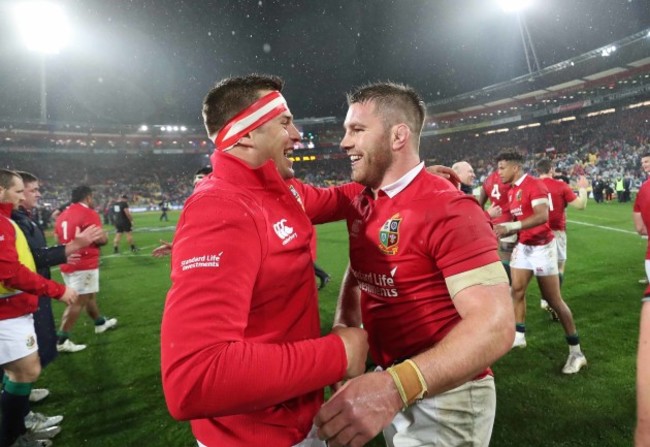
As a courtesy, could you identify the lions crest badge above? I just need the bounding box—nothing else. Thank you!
[378,214,402,255]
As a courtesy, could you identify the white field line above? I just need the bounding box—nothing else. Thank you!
[567,219,640,236]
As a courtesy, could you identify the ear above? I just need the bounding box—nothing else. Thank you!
[237,132,256,149]
[391,124,410,151]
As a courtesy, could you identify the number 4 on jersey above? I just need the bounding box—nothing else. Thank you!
[490,184,501,201]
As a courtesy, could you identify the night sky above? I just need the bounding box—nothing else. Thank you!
[0,0,648,126]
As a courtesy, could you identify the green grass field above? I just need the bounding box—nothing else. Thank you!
[35,200,644,446]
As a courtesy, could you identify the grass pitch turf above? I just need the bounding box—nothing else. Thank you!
[34,200,642,446]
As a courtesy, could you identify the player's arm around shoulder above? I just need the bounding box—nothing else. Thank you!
[292,179,363,224]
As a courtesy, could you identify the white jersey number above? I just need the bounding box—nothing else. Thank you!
[548,193,555,211]
[61,220,68,240]
[490,184,501,201]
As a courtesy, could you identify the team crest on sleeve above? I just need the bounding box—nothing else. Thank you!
[378,213,402,255]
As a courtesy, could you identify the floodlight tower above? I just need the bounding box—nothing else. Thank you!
[498,0,541,76]
[13,2,71,123]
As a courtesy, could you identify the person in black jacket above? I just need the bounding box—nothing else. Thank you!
[12,172,104,400]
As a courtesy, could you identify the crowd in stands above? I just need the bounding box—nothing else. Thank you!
[422,106,650,191]
[0,105,648,225]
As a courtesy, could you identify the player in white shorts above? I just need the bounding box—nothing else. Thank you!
[495,151,586,374]
[54,186,116,353]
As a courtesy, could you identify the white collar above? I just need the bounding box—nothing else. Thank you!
[380,162,424,198]
[514,173,528,187]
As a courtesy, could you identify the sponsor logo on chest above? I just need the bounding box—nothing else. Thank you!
[351,266,399,298]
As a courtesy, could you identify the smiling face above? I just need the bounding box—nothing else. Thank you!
[248,95,301,180]
[341,100,394,189]
[454,161,476,186]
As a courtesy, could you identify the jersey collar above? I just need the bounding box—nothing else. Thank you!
[514,173,528,187]
[379,162,424,198]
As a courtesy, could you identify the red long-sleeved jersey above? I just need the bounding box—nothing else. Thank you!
[0,203,65,320]
[161,151,360,447]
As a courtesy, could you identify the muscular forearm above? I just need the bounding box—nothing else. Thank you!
[333,266,362,328]
[411,283,514,396]
[519,212,548,230]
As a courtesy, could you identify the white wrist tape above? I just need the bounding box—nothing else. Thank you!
[502,221,522,232]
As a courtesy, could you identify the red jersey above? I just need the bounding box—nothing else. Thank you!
[540,177,578,231]
[347,167,500,370]
[161,151,360,447]
[55,203,102,273]
[482,170,512,224]
[634,180,650,260]
[509,174,553,246]
[0,203,65,320]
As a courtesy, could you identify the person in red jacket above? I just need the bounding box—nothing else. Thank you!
[0,169,77,447]
[54,186,112,353]
[160,74,369,447]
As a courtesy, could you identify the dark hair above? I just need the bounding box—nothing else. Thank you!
[71,185,93,203]
[347,82,426,136]
[643,153,650,159]
[0,169,20,190]
[202,74,284,137]
[536,158,553,175]
[121,194,128,199]
[496,150,524,165]
[16,171,38,184]
[194,165,213,177]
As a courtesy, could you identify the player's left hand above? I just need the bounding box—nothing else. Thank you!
[315,371,402,447]
[152,240,172,257]
[494,224,509,237]
[425,165,461,188]
[487,204,502,219]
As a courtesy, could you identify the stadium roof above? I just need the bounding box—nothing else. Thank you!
[427,29,650,117]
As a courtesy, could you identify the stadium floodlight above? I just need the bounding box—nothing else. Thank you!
[13,2,71,123]
[498,0,540,76]
[13,2,70,55]
[498,0,533,12]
